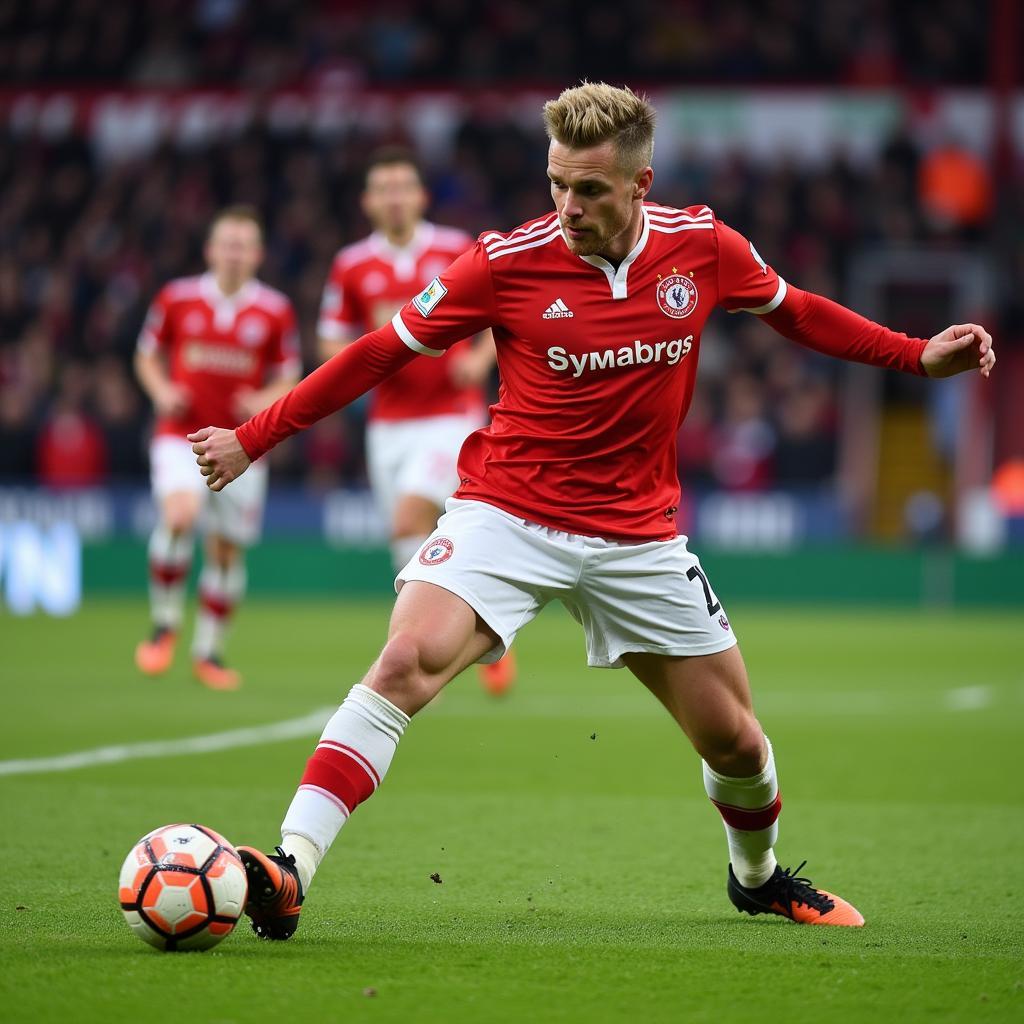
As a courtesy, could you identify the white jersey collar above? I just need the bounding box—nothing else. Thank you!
[566,205,650,301]
[370,221,435,281]
[199,272,257,330]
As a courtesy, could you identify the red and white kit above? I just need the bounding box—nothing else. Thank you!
[239,204,927,661]
[139,272,300,544]
[319,222,486,516]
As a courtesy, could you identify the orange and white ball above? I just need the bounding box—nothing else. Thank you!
[118,823,248,951]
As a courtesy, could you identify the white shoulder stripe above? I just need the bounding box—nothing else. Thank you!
[487,227,563,261]
[431,225,472,246]
[165,276,203,301]
[648,222,716,234]
[482,214,558,251]
[648,204,712,219]
[252,283,290,314]
[484,221,559,254]
[732,277,788,315]
[391,311,445,357]
[647,212,714,225]
[480,213,557,243]
[336,238,376,268]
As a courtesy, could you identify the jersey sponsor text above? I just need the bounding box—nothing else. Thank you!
[546,336,693,378]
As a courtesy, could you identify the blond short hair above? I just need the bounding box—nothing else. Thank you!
[542,82,656,174]
[209,204,264,241]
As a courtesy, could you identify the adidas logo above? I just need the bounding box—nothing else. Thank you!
[542,298,574,319]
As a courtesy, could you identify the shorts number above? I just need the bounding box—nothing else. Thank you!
[686,565,721,617]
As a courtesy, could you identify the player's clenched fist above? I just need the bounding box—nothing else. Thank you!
[921,322,996,379]
[187,426,251,491]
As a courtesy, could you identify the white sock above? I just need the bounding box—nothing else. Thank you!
[703,736,780,888]
[390,535,427,573]
[280,833,320,893]
[192,561,246,660]
[147,524,193,630]
[280,684,409,891]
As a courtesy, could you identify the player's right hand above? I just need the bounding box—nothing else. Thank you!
[155,382,191,418]
[187,426,251,491]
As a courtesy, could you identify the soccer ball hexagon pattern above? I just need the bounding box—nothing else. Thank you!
[118,823,248,951]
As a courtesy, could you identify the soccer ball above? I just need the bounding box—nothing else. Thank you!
[118,823,248,951]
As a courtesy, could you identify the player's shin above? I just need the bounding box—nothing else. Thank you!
[192,561,246,660]
[703,736,781,888]
[147,524,193,629]
[280,683,410,891]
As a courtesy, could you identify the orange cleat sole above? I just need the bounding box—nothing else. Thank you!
[193,659,242,691]
[134,631,177,675]
[478,650,517,696]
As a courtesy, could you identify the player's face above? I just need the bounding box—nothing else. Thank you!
[205,219,263,289]
[548,140,651,260]
[362,163,428,238]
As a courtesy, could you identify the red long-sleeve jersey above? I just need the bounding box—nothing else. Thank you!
[237,205,927,540]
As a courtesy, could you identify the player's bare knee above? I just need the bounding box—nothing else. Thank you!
[164,511,197,536]
[700,721,766,777]
[367,633,434,712]
[392,496,440,541]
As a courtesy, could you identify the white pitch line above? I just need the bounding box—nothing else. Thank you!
[943,685,993,711]
[0,706,335,778]
[0,684,1004,779]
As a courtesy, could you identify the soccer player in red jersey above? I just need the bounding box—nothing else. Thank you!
[190,85,995,933]
[318,147,515,695]
[134,207,300,690]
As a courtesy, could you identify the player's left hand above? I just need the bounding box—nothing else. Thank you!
[232,388,263,420]
[187,426,251,491]
[447,349,491,388]
[921,323,996,379]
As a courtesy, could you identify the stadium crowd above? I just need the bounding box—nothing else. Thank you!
[0,0,990,87]
[0,0,1008,495]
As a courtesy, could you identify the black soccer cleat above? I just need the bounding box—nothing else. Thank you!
[727,861,864,926]
[237,845,305,940]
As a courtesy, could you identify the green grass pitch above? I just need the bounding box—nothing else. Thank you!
[1,597,1022,1023]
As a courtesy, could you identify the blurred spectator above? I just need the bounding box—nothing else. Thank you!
[991,461,1024,517]
[712,375,776,491]
[0,0,991,87]
[0,0,1006,493]
[0,109,968,489]
[772,377,838,485]
[918,140,993,233]
[0,385,37,479]
[35,366,108,488]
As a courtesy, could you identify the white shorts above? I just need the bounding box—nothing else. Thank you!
[396,498,737,669]
[366,413,483,524]
[149,435,268,547]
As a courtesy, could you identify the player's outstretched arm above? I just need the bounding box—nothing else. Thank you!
[762,285,995,379]
[187,322,419,490]
[920,322,996,379]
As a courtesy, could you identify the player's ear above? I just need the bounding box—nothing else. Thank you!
[633,166,654,201]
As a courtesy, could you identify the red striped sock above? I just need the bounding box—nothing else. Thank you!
[703,736,781,888]
[147,525,192,629]
[192,563,245,660]
[281,684,410,868]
